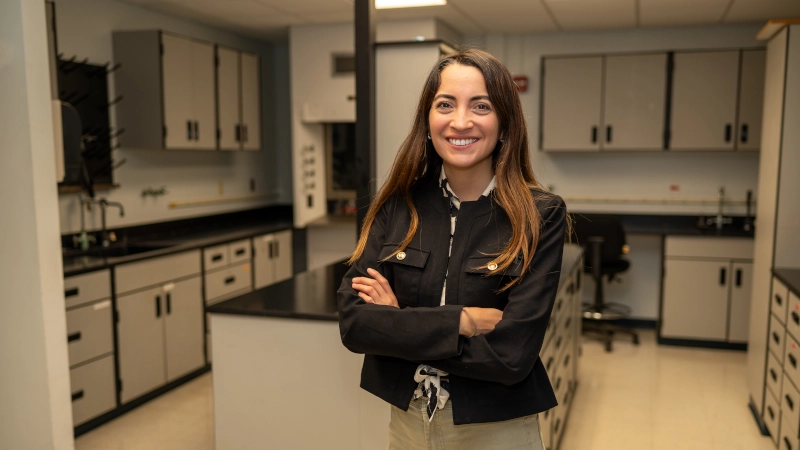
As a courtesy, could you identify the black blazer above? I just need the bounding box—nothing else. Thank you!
[337,178,567,425]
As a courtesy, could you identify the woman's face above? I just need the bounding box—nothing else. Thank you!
[428,63,500,178]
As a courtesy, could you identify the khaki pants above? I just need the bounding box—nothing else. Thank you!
[387,397,546,450]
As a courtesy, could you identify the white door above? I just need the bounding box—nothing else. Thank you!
[737,49,766,151]
[602,53,667,151]
[241,52,261,151]
[728,262,753,343]
[191,40,217,150]
[161,33,194,149]
[253,234,276,289]
[117,286,166,403]
[164,276,205,382]
[217,46,241,151]
[541,56,602,151]
[661,259,729,340]
[670,51,739,150]
[273,229,294,283]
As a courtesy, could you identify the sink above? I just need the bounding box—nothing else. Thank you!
[63,242,171,259]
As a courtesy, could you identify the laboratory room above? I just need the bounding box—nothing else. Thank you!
[4,0,800,448]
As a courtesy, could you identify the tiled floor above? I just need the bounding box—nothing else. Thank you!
[76,329,774,450]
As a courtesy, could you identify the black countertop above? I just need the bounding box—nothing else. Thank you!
[774,268,800,297]
[571,212,755,238]
[63,221,292,277]
[206,244,584,321]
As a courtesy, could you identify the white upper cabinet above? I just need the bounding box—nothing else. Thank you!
[189,39,216,150]
[602,53,667,151]
[541,56,603,151]
[670,50,740,151]
[216,46,240,151]
[736,49,766,151]
[241,52,261,151]
[161,34,195,149]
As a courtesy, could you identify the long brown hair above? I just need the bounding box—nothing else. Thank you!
[348,48,554,290]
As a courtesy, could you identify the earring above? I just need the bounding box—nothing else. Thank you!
[499,139,505,143]
[427,133,431,140]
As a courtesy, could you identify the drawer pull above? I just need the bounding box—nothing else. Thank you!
[786,394,794,411]
[791,354,798,368]
[777,294,784,306]
[225,276,236,285]
[555,377,562,390]
[771,368,778,381]
[67,332,81,343]
[719,267,726,286]
[556,336,563,349]
[212,254,223,262]
[71,390,84,402]
[546,356,554,371]
[785,437,793,450]
[563,354,571,367]
[269,241,274,258]
[554,418,561,433]
[156,295,161,318]
[557,298,563,311]
[65,287,79,297]
[235,248,246,256]
[768,405,775,420]
[793,311,799,325]
[773,332,781,344]
[564,317,571,330]
[166,293,172,315]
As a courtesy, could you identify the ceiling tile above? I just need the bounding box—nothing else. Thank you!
[256,0,352,15]
[640,0,731,27]
[724,0,800,24]
[449,0,558,34]
[544,0,637,31]
[375,5,485,36]
[301,11,356,24]
[167,0,277,18]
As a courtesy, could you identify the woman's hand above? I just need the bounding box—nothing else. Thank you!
[460,307,503,337]
[352,268,399,308]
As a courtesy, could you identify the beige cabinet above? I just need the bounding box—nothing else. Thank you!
[541,53,667,151]
[217,46,261,151]
[203,239,253,305]
[253,229,294,289]
[661,236,754,343]
[670,49,765,151]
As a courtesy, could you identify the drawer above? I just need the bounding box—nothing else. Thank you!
[771,315,787,363]
[786,334,800,391]
[552,402,567,450]
[559,343,575,389]
[552,293,568,329]
[774,277,791,325]
[769,351,785,401]
[781,418,800,450]
[203,243,230,272]
[765,387,781,446]
[66,300,114,367]
[664,236,753,259]
[64,270,111,309]
[540,407,553,450]
[781,375,800,438]
[70,354,116,426]
[116,250,201,294]
[205,262,253,304]
[788,294,800,342]
[228,239,252,265]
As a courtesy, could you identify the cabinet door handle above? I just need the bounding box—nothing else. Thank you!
[166,293,172,315]
[785,437,793,450]
[791,354,798,368]
[268,241,274,259]
[776,294,783,306]
[156,295,161,318]
[212,254,223,262]
[187,120,192,140]
[606,125,612,143]
[735,269,742,287]
[71,390,84,402]
[740,124,748,143]
[768,405,775,420]
[773,331,780,344]
[719,267,726,286]
[792,311,800,325]
[225,276,236,285]
[235,124,241,142]
[724,123,732,142]
[65,287,79,297]
[591,126,597,143]
[771,368,778,381]
[787,394,795,411]
[194,121,199,140]
[67,332,82,343]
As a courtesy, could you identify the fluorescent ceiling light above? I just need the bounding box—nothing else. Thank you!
[376,0,446,9]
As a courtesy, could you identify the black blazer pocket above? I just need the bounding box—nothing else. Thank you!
[462,255,521,308]
[379,244,429,307]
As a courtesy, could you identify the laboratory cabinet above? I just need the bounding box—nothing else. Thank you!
[64,269,116,427]
[216,46,261,151]
[660,236,754,344]
[253,229,294,289]
[115,250,205,404]
[541,53,668,151]
[670,49,765,151]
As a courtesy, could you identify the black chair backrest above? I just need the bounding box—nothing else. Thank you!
[570,214,627,263]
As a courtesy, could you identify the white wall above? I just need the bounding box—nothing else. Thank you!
[478,24,765,216]
[54,0,292,235]
[1,0,74,448]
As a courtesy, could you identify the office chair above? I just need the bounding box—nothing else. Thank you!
[571,214,640,352]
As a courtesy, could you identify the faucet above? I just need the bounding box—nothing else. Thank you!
[99,199,125,247]
[73,195,97,250]
[706,186,733,231]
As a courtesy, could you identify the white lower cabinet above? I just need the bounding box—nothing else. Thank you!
[253,229,293,289]
[765,389,781,446]
[70,354,116,426]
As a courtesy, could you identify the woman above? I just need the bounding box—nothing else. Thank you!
[337,48,566,449]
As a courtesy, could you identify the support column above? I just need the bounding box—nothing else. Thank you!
[0,0,74,448]
[354,0,376,235]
